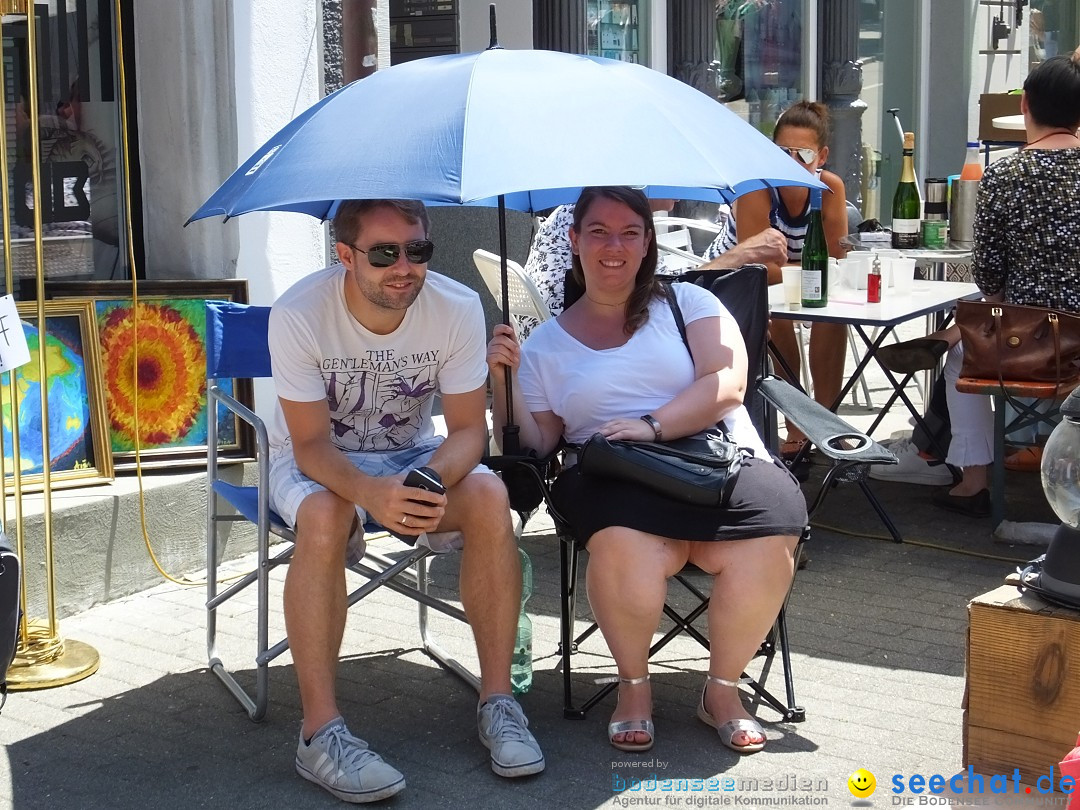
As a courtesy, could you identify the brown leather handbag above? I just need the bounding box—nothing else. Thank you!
[956,299,1080,386]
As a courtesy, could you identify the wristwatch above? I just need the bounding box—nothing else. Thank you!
[640,414,662,441]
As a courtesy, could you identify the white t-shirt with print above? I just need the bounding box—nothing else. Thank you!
[268,265,487,453]
[517,282,769,458]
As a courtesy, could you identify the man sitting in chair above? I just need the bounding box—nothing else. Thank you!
[268,198,545,803]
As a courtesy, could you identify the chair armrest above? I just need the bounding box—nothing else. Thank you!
[758,376,897,466]
[210,383,269,458]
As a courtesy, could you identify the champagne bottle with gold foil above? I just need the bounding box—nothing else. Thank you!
[891,131,921,249]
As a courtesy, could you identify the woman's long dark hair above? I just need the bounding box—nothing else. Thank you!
[570,186,662,336]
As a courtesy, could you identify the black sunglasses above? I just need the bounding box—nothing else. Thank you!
[779,146,818,165]
[349,239,435,268]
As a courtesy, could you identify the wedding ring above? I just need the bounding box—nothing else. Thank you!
[401,515,409,526]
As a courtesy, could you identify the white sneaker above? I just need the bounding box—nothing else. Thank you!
[869,438,955,486]
[295,718,406,803]
[477,696,546,777]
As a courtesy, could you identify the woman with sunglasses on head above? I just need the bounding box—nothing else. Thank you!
[487,186,806,756]
[724,101,850,460]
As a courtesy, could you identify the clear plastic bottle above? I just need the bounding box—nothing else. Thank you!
[960,141,984,181]
[510,548,533,695]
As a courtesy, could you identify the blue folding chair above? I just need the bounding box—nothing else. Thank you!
[204,300,479,721]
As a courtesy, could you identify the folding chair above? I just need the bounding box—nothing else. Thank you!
[204,300,482,721]
[490,266,896,722]
[651,214,723,269]
[473,249,552,324]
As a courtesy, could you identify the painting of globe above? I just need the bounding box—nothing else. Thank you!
[2,315,94,478]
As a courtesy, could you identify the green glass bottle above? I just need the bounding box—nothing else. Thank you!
[801,188,828,308]
[891,131,921,249]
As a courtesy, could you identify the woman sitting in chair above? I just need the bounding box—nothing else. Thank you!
[872,51,1080,516]
[486,186,807,755]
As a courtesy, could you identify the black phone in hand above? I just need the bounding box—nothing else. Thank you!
[387,467,445,544]
[403,467,446,495]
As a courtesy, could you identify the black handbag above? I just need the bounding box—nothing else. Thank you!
[578,428,744,507]
[576,283,746,507]
[0,530,20,715]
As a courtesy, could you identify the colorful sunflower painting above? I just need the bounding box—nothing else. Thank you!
[95,298,228,452]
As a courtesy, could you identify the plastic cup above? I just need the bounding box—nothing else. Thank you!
[889,257,917,295]
[825,258,842,293]
[874,253,895,287]
[781,266,802,310]
[846,253,871,290]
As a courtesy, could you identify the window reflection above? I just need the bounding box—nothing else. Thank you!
[1030,1,1079,63]
[858,0,884,221]
[587,1,645,64]
[714,0,803,136]
[3,1,126,282]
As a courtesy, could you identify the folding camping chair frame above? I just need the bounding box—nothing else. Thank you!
[204,301,480,722]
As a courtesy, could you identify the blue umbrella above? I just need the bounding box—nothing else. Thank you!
[188,49,822,222]
[189,32,825,447]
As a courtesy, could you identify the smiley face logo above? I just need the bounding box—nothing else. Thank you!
[848,768,876,798]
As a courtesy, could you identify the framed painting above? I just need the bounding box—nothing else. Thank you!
[42,279,254,471]
[3,300,113,491]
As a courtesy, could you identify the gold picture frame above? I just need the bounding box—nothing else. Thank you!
[3,300,113,491]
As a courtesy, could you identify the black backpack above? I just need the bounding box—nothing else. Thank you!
[0,530,20,713]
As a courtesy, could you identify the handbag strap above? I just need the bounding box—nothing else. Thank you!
[663,282,693,363]
[662,282,733,435]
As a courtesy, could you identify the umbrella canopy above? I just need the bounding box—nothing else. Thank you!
[188,47,823,223]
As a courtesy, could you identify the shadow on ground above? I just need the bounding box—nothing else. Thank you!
[6,648,823,810]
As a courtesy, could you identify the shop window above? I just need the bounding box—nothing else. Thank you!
[587,1,646,64]
[3,0,131,282]
[714,0,804,136]
[1030,1,1079,63]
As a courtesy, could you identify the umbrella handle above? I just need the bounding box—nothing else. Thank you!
[497,194,516,429]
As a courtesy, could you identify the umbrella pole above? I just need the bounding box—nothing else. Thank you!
[497,194,521,454]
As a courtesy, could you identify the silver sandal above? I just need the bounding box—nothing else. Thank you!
[605,674,654,753]
[696,675,766,754]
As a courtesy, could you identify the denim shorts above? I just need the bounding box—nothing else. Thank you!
[269,436,492,562]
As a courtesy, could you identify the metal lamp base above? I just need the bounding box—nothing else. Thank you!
[7,620,100,690]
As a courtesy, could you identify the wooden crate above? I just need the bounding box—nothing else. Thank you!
[964,585,1080,785]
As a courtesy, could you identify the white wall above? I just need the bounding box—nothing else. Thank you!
[231,1,327,308]
[460,0,532,52]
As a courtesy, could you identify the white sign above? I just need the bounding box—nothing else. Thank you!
[0,295,31,373]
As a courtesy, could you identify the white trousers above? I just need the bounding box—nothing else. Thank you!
[942,342,995,469]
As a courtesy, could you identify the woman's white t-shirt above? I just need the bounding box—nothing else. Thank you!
[517,282,770,458]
